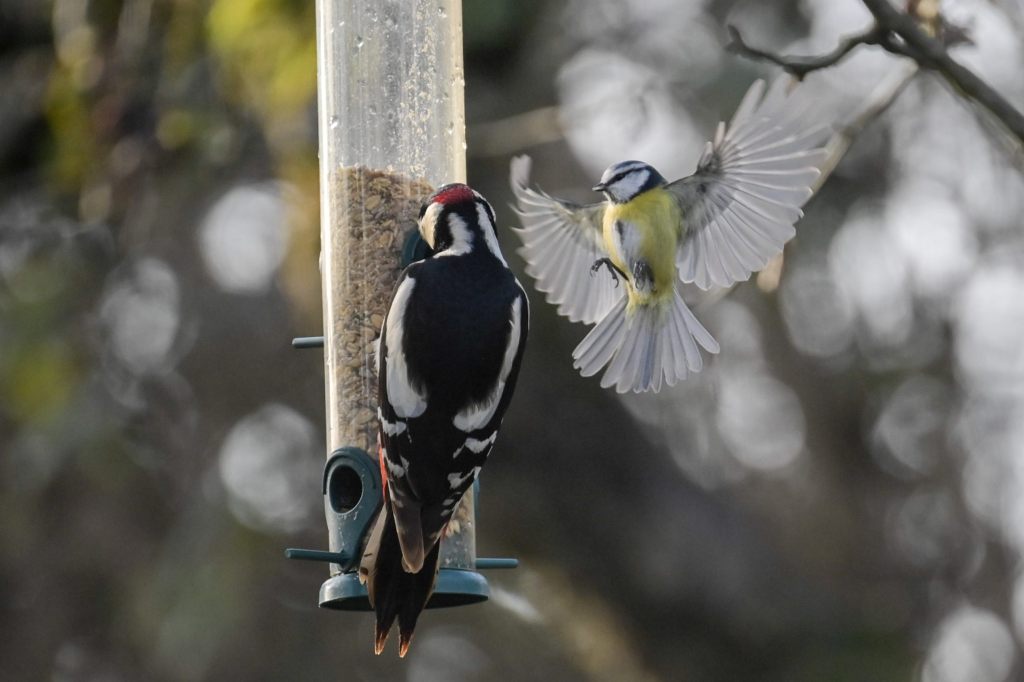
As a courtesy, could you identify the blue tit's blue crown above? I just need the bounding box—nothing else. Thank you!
[596,161,667,204]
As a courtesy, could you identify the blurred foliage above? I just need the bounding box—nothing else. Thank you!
[206,0,316,144]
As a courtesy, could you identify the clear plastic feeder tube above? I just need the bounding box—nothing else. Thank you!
[315,0,475,572]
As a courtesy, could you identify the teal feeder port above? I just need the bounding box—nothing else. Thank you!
[285,446,518,611]
[322,447,381,574]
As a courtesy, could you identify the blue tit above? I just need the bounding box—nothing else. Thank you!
[510,78,828,393]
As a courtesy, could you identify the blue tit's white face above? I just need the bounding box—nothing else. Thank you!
[593,161,663,204]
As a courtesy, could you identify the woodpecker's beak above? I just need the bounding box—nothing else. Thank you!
[592,182,606,193]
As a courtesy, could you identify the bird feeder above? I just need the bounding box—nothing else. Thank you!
[285,0,515,610]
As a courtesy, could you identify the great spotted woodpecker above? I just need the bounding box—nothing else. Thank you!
[359,183,529,657]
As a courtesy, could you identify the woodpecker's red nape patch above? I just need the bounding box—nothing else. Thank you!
[431,183,476,206]
[378,442,388,497]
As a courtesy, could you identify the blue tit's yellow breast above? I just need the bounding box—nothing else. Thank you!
[602,188,681,302]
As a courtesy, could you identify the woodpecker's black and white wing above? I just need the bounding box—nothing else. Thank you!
[373,263,528,564]
[666,78,829,291]
[510,155,622,325]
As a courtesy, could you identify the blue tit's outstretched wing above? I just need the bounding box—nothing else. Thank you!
[666,78,829,291]
[510,155,623,325]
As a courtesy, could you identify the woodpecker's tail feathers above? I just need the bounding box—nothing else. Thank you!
[397,542,439,656]
[393,501,426,573]
[360,505,440,657]
[572,290,719,392]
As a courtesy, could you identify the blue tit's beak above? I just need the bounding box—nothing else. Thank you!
[592,182,606,193]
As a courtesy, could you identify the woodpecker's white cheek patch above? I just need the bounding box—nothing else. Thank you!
[419,203,442,249]
[385,277,428,418]
[453,296,523,432]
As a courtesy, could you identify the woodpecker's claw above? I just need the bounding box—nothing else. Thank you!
[591,258,625,288]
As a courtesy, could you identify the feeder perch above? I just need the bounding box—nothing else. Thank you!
[285,446,518,610]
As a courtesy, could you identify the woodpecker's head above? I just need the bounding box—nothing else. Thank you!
[592,161,667,205]
[417,183,504,261]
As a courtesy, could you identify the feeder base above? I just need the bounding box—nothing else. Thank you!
[318,568,490,611]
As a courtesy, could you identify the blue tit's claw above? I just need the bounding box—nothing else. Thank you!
[591,258,624,288]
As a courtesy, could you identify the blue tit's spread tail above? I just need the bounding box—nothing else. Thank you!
[572,288,719,393]
[361,503,441,658]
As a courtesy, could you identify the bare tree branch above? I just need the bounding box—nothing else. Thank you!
[726,25,884,81]
[727,1,1024,147]
[859,0,1024,145]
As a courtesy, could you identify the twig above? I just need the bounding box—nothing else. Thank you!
[468,106,563,158]
[726,25,883,81]
[858,0,1024,145]
[727,1,1024,147]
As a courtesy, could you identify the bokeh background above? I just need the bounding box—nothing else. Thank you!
[3,0,1024,680]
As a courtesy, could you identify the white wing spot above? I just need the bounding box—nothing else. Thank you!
[453,432,496,459]
[447,466,481,490]
[385,457,406,478]
[465,432,497,454]
[377,407,407,436]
